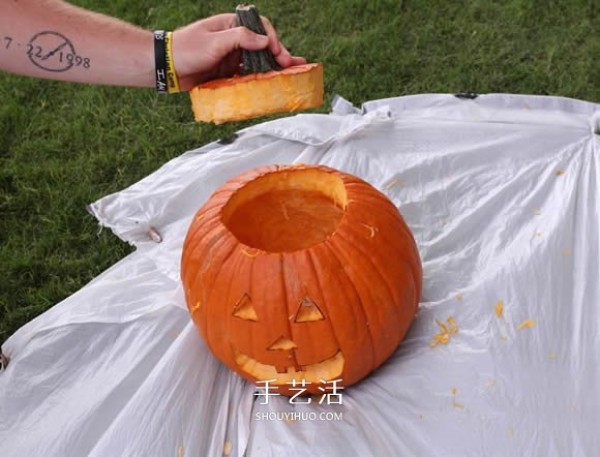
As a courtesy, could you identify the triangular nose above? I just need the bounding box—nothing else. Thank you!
[268,336,297,351]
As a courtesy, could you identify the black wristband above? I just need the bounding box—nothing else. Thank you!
[154,30,168,94]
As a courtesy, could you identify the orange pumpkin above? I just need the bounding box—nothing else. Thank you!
[181,164,422,395]
[189,63,324,124]
[189,4,324,124]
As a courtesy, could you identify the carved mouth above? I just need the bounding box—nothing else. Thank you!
[233,349,344,384]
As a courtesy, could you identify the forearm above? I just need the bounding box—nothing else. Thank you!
[0,0,154,87]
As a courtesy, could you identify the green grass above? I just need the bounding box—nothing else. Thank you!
[1,0,599,344]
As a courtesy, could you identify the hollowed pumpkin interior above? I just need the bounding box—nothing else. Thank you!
[222,168,348,252]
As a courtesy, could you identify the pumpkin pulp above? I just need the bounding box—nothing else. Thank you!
[222,169,347,253]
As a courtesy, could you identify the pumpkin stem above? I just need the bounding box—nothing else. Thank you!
[236,4,282,75]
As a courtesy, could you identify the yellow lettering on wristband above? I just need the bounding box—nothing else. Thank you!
[165,32,180,94]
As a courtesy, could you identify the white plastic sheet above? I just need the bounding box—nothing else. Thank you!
[1,93,599,456]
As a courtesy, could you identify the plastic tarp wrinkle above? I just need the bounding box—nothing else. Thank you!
[1,93,599,457]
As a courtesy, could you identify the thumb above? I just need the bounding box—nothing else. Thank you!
[214,26,269,55]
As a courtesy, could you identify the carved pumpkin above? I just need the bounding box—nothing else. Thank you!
[181,164,422,395]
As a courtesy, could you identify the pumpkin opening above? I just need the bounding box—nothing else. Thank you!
[221,168,348,252]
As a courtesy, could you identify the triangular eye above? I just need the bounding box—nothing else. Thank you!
[295,296,325,323]
[232,293,258,321]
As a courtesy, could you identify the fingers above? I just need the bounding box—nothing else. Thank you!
[174,12,306,85]
[289,55,308,66]
[213,26,269,56]
[214,23,306,68]
[259,16,307,68]
[204,13,307,68]
[272,44,307,68]
[198,13,238,32]
[259,16,282,57]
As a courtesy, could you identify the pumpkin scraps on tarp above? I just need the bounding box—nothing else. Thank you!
[181,164,422,396]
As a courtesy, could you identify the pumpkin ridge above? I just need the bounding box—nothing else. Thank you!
[337,208,416,286]
[182,224,227,287]
[346,184,409,222]
[246,252,258,366]
[197,237,240,347]
[326,231,408,360]
[182,208,224,260]
[343,198,422,299]
[336,189,412,288]
[321,240,378,375]
[330,227,400,319]
[219,246,259,370]
[304,248,344,364]
[278,252,295,368]
[182,220,219,269]
[335,215,415,308]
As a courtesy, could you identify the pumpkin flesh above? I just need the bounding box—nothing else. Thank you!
[222,169,346,252]
[189,63,323,124]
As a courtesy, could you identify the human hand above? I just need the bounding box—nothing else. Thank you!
[172,13,306,91]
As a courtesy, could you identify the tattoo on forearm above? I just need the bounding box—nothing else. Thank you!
[2,31,91,72]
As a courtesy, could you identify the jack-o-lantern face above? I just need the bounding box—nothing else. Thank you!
[231,294,344,385]
[182,165,422,396]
